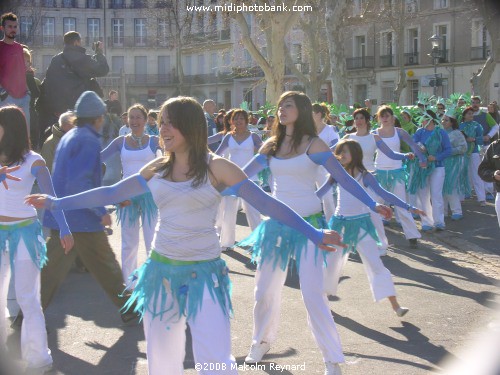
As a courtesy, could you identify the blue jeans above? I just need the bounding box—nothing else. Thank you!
[1,93,31,132]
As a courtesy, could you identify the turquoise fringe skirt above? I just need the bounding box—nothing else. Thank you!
[375,168,407,192]
[0,219,47,269]
[116,192,158,226]
[328,213,380,255]
[238,213,327,272]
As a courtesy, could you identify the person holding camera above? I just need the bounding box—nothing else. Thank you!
[37,31,109,145]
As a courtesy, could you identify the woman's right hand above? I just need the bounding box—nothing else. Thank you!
[319,230,346,251]
[24,193,52,209]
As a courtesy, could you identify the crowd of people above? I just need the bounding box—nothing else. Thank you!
[1,10,500,375]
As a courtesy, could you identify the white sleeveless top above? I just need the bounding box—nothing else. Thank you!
[0,151,42,218]
[147,174,222,261]
[121,137,156,178]
[228,135,258,181]
[335,173,370,216]
[347,133,377,172]
[374,129,402,170]
[270,152,322,217]
[318,125,339,146]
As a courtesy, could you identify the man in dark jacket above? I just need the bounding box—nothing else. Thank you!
[37,31,109,142]
[478,139,500,228]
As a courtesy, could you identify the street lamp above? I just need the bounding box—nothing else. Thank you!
[428,34,442,96]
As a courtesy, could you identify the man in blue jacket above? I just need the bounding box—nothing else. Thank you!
[40,91,134,322]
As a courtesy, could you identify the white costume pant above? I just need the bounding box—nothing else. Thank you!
[387,181,421,239]
[143,286,236,375]
[443,191,462,216]
[0,237,52,369]
[418,167,445,227]
[252,241,344,363]
[468,153,486,202]
[316,169,336,222]
[121,213,157,286]
[323,231,396,301]
[218,196,261,248]
[367,187,388,251]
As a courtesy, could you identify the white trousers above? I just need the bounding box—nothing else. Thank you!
[324,232,397,302]
[121,213,157,285]
[0,238,52,368]
[252,241,345,363]
[418,167,445,227]
[218,196,261,248]
[367,187,388,251]
[496,193,500,228]
[316,169,336,222]
[468,153,486,202]
[443,191,462,216]
[388,181,421,239]
[143,287,236,375]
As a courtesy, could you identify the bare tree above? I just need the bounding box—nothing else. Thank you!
[471,0,500,102]
[232,0,300,104]
[325,0,349,105]
[285,0,330,101]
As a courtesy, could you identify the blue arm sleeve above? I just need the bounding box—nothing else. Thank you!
[329,138,339,149]
[221,179,324,245]
[31,166,71,237]
[150,136,161,154]
[398,128,427,163]
[376,139,407,160]
[242,153,268,179]
[208,133,224,145]
[316,178,335,199]
[100,136,123,162]
[252,133,263,150]
[215,134,231,156]
[308,152,377,211]
[362,172,413,211]
[47,174,150,211]
[434,130,452,161]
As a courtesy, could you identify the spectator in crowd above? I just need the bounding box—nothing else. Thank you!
[37,31,109,144]
[104,90,122,117]
[0,13,31,132]
[203,99,217,136]
[23,47,41,149]
[146,110,159,136]
[478,138,500,228]
[119,111,131,136]
[40,111,76,173]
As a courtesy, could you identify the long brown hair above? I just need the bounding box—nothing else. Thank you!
[269,91,317,156]
[334,139,367,177]
[155,97,209,188]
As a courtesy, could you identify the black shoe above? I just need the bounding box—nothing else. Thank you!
[409,238,418,249]
[10,311,24,330]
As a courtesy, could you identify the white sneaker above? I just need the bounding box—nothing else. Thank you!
[396,307,409,317]
[378,248,388,256]
[245,342,270,363]
[324,362,342,375]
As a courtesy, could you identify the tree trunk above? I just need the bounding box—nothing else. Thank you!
[325,0,350,105]
[392,1,407,104]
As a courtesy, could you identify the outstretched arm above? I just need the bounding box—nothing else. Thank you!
[26,174,150,212]
[100,136,123,162]
[374,135,408,160]
[31,165,74,252]
[208,132,224,145]
[242,153,268,179]
[0,165,21,189]
[215,133,231,156]
[397,128,427,165]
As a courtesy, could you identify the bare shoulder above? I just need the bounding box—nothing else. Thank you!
[307,136,329,153]
[209,154,247,188]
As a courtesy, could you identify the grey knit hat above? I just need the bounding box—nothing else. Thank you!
[75,91,107,117]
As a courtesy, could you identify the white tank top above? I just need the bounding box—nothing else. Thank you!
[318,125,339,146]
[374,129,403,170]
[347,133,377,172]
[147,174,222,261]
[228,135,258,181]
[121,137,156,178]
[335,173,370,216]
[0,151,42,218]
[270,151,322,217]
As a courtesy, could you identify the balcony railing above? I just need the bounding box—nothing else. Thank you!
[346,56,375,70]
[125,72,234,86]
[18,35,64,47]
[380,54,394,67]
[404,52,419,65]
[471,46,490,60]
[184,29,232,45]
[107,36,173,48]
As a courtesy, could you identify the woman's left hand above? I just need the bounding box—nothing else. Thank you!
[375,204,393,220]
[25,193,51,209]
[319,230,346,251]
[0,165,21,189]
[60,234,74,254]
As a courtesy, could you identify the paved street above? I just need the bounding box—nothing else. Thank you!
[3,199,500,375]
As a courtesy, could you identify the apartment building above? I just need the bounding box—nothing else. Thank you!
[343,0,498,105]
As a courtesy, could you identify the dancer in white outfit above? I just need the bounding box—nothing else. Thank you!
[26,96,346,375]
[215,109,262,249]
[319,139,423,315]
[372,106,427,249]
[239,92,392,375]
[101,104,160,285]
[0,106,73,373]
